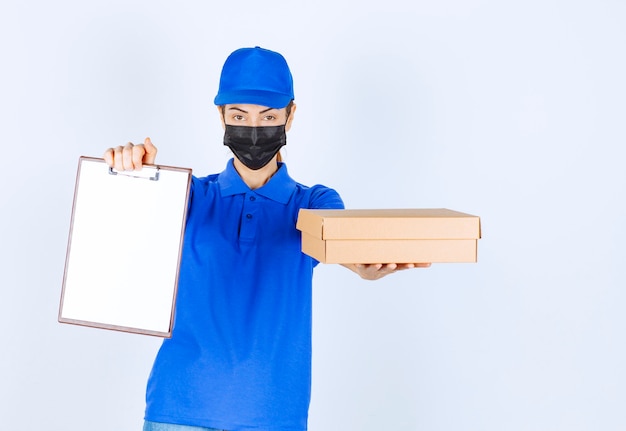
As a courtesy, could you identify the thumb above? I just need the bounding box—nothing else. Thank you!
[143,137,158,164]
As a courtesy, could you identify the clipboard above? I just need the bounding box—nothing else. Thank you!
[59,157,192,337]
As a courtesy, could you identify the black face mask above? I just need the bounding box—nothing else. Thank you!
[223,125,287,170]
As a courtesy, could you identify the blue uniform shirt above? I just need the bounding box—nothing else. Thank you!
[145,160,344,431]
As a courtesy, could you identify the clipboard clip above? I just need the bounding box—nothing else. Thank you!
[109,166,160,181]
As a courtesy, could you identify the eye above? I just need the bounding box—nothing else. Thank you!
[232,114,245,121]
[263,115,277,121]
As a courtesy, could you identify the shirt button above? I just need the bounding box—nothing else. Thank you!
[249,196,256,201]
[246,214,252,219]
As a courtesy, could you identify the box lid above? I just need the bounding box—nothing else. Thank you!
[296,208,481,240]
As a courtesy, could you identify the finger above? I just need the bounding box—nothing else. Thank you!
[143,137,158,165]
[103,148,114,167]
[370,264,393,279]
[390,263,431,271]
[132,144,147,170]
[113,146,125,171]
[122,143,135,170]
[356,263,382,272]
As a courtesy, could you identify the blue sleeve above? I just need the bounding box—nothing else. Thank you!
[305,185,344,268]
[188,173,220,206]
[307,185,345,210]
[185,174,218,222]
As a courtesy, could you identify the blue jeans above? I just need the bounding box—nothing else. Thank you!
[143,420,225,431]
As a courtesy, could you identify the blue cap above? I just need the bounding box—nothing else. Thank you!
[214,47,294,109]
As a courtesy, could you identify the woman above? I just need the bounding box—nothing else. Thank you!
[105,46,427,431]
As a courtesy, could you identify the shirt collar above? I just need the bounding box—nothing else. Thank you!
[218,159,297,204]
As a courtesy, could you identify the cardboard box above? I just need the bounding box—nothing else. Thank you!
[296,208,481,264]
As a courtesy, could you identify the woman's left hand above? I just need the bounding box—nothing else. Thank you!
[342,263,431,280]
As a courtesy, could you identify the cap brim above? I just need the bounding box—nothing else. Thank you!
[214,89,292,109]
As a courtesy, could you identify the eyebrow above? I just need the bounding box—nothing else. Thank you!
[227,106,276,114]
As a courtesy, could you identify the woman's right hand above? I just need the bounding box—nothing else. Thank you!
[103,137,158,171]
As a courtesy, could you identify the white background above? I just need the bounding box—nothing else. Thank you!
[1,1,624,430]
